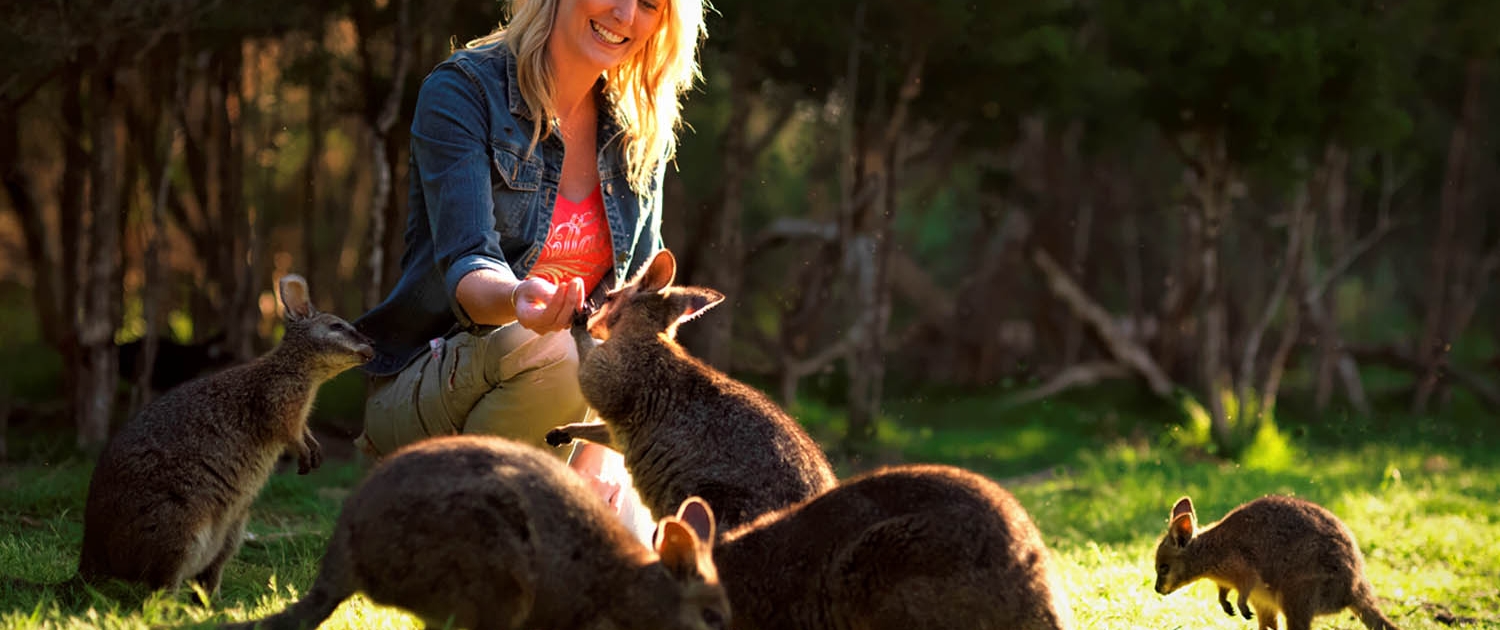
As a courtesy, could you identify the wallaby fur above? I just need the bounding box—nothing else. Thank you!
[1153,495,1400,630]
[546,249,836,532]
[672,464,1073,630]
[222,435,730,630]
[78,274,373,595]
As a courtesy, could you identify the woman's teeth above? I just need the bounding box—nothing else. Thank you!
[591,20,626,44]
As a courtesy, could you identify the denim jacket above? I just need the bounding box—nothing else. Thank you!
[356,41,664,376]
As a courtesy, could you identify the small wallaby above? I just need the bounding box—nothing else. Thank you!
[77,274,372,595]
[1153,495,1400,630]
[674,463,1073,630]
[546,249,837,532]
[222,435,730,630]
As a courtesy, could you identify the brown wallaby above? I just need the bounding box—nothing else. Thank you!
[221,435,730,630]
[77,274,373,595]
[1153,495,1400,630]
[545,249,837,532]
[672,463,1073,630]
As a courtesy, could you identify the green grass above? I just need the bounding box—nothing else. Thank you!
[3,387,1499,629]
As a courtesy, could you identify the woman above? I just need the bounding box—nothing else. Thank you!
[353,0,706,533]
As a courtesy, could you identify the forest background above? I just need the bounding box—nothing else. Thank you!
[5,0,1496,457]
[2,0,1500,627]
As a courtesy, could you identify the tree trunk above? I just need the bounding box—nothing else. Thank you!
[76,65,126,451]
[1062,199,1094,366]
[1181,132,1234,452]
[1236,181,1307,414]
[681,10,758,371]
[302,38,328,302]
[217,45,258,360]
[1413,56,1483,414]
[360,0,412,310]
[1,99,68,354]
[843,47,924,449]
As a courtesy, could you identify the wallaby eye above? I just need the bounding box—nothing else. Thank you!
[701,608,724,630]
[1158,564,1170,575]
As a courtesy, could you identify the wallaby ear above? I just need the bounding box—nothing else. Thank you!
[1171,496,1195,521]
[278,274,318,321]
[1169,513,1195,548]
[675,496,717,544]
[637,249,677,293]
[654,518,705,582]
[670,287,725,323]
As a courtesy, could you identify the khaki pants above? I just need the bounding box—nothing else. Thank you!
[357,325,657,544]
[357,325,587,458]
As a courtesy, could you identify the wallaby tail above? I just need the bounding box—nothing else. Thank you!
[222,533,356,630]
[219,584,347,630]
[1352,597,1400,630]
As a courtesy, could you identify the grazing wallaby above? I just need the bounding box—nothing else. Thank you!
[77,274,372,595]
[674,464,1073,630]
[1153,495,1400,630]
[222,435,730,630]
[546,249,837,532]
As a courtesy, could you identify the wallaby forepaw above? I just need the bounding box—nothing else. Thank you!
[298,439,323,474]
[1240,606,1253,620]
[1221,601,1236,616]
[545,428,574,447]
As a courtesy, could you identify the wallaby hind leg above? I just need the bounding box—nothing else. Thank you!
[1352,599,1400,630]
[194,512,250,597]
[1279,601,1313,630]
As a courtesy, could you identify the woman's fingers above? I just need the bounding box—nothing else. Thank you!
[514,278,554,332]
[530,277,583,332]
[549,278,583,330]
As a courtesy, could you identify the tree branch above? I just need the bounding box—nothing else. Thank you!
[1348,345,1500,413]
[1304,213,1403,303]
[1005,362,1133,407]
[1030,246,1175,397]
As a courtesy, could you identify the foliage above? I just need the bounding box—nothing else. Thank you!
[1095,0,1415,176]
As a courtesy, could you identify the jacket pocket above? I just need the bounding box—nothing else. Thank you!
[491,142,541,192]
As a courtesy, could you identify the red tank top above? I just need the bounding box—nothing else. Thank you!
[528,186,613,293]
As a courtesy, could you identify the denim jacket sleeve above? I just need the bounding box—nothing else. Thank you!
[409,63,518,326]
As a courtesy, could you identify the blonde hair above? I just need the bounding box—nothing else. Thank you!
[468,0,707,192]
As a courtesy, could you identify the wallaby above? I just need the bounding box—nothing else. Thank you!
[545,249,837,532]
[222,435,730,630]
[673,463,1073,630]
[1153,495,1400,630]
[76,274,373,595]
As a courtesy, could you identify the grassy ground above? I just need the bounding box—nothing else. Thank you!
[2,385,1497,629]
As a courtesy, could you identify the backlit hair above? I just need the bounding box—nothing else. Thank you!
[468,0,707,192]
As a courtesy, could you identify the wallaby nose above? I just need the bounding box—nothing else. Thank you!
[572,304,594,329]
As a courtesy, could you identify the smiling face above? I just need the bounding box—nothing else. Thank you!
[549,0,665,79]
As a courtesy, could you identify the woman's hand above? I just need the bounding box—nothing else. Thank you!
[512,276,584,334]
